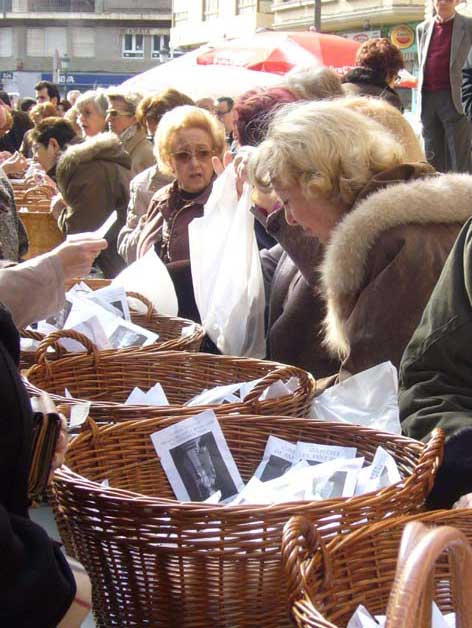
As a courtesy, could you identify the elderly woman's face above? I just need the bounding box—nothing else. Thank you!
[79,103,106,137]
[273,182,346,243]
[169,128,215,194]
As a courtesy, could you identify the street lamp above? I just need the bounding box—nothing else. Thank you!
[61,53,71,71]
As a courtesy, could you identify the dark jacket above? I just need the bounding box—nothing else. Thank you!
[342,66,404,112]
[56,131,132,278]
[256,206,340,377]
[320,163,471,376]
[136,179,214,321]
[0,173,28,261]
[0,304,75,627]
[400,218,472,508]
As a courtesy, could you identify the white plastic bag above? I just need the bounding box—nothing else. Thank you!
[189,164,265,357]
[309,362,401,434]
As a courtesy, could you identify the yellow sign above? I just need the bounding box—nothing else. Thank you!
[390,25,415,49]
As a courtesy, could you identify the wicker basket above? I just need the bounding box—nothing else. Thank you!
[282,508,472,628]
[18,208,64,260]
[25,337,316,421]
[50,416,443,627]
[19,291,205,370]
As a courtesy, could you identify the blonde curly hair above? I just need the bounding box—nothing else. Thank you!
[248,99,406,207]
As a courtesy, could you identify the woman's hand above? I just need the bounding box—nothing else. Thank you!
[212,146,256,198]
[54,235,108,280]
[2,151,28,176]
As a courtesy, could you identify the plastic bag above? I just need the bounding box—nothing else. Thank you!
[189,164,265,357]
[309,362,401,434]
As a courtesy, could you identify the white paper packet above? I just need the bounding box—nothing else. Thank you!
[150,410,244,502]
[294,441,357,466]
[69,401,91,430]
[106,317,158,349]
[348,603,454,628]
[85,284,131,321]
[253,435,297,482]
[125,383,169,406]
[204,490,222,504]
[354,446,402,496]
[112,248,178,317]
[310,362,401,434]
[258,376,300,401]
[185,383,244,406]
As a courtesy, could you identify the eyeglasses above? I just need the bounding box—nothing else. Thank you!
[106,109,132,118]
[171,148,213,163]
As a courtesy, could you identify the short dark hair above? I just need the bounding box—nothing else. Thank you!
[217,96,234,111]
[34,80,60,103]
[32,116,77,150]
[0,91,11,107]
[356,38,404,81]
[20,97,36,112]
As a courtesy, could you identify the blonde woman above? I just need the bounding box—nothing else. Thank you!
[136,105,225,320]
[249,99,472,376]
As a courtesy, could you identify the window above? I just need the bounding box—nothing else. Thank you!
[27,28,45,57]
[72,28,95,58]
[236,0,256,14]
[203,0,219,21]
[0,28,12,58]
[152,34,170,59]
[27,27,67,57]
[122,33,144,59]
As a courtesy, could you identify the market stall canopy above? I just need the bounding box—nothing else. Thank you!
[196,30,417,89]
[197,30,359,75]
[120,48,281,99]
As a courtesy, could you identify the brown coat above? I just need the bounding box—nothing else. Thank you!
[257,207,340,377]
[321,164,472,375]
[122,126,155,177]
[56,132,132,278]
[136,179,214,320]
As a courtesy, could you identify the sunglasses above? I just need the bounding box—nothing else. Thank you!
[106,109,132,118]
[171,148,213,163]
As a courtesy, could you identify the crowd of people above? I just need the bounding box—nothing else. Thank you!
[2,21,472,623]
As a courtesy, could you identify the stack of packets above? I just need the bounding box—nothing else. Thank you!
[22,282,159,353]
[149,410,401,505]
[124,376,300,406]
[347,604,455,627]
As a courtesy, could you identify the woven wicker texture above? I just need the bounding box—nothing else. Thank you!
[50,417,443,627]
[18,208,64,259]
[282,507,471,628]
[19,284,204,370]
[25,345,316,421]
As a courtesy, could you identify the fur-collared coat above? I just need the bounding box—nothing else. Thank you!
[321,165,472,375]
[56,132,132,278]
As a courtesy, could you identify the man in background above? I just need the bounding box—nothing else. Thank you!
[34,80,60,109]
[417,0,472,172]
[216,96,235,143]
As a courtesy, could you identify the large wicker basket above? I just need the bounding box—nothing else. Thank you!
[19,208,64,259]
[50,417,443,628]
[282,509,472,628]
[25,339,316,421]
[19,291,205,370]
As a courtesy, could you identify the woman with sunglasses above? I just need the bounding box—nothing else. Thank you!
[106,90,155,177]
[136,105,226,320]
[342,38,405,112]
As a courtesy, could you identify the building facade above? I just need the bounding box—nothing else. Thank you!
[0,0,171,97]
[171,0,274,49]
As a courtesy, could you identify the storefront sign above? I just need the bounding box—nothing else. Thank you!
[342,30,382,44]
[391,25,415,49]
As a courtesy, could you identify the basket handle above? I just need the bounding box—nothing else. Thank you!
[413,428,445,497]
[385,521,472,628]
[35,329,100,365]
[281,515,332,608]
[243,365,305,405]
[20,328,45,342]
[126,291,155,320]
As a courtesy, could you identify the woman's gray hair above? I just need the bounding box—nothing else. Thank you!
[248,99,406,207]
[284,66,344,100]
[75,89,109,118]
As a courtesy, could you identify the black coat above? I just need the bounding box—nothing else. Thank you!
[0,304,75,627]
[342,67,404,112]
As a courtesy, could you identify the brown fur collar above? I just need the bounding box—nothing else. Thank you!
[321,173,472,356]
